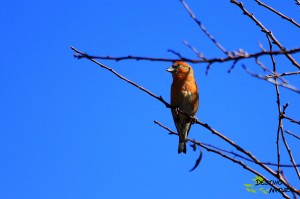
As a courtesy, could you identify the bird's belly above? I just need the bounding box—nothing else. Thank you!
[178,91,195,115]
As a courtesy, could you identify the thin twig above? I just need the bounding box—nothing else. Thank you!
[285,130,300,140]
[242,65,300,93]
[71,46,172,108]
[154,120,291,199]
[280,171,298,199]
[205,63,212,75]
[255,57,268,72]
[72,46,299,196]
[281,103,300,179]
[281,128,300,179]
[255,58,288,84]
[227,59,238,73]
[268,34,300,179]
[255,0,300,28]
[73,47,300,65]
[283,114,300,125]
[267,35,282,177]
[201,142,300,167]
[230,0,300,69]
[183,40,205,59]
[266,71,300,78]
[192,118,299,195]
[154,121,299,167]
[265,71,300,83]
[167,49,184,59]
[180,0,230,56]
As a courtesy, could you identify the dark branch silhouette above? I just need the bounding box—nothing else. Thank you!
[73,47,300,65]
[254,0,300,28]
[71,45,299,197]
[153,120,293,199]
[154,120,300,168]
[242,65,300,94]
[285,131,300,140]
[71,0,300,198]
[180,0,229,56]
[230,0,300,69]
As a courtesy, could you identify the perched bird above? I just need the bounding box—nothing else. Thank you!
[167,61,199,154]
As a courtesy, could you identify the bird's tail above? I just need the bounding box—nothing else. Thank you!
[178,139,186,154]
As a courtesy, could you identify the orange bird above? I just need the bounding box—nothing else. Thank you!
[167,61,199,154]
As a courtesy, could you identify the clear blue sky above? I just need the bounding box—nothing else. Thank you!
[0,0,299,198]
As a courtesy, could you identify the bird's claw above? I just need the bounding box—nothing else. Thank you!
[191,116,198,124]
[175,107,180,116]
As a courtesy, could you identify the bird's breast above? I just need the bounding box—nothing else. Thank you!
[171,81,199,116]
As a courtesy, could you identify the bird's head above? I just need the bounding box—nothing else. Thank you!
[166,61,194,80]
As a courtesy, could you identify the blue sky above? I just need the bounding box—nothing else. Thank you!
[1,0,299,198]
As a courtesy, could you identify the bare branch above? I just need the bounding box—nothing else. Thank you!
[72,45,300,196]
[183,40,205,59]
[227,59,238,73]
[283,114,300,125]
[265,71,300,79]
[285,130,300,140]
[180,0,230,56]
[201,142,300,168]
[154,120,300,168]
[242,65,300,93]
[154,120,292,199]
[167,49,184,59]
[254,0,300,28]
[281,128,300,179]
[205,63,212,75]
[267,35,300,179]
[194,119,299,195]
[255,58,288,84]
[267,35,282,176]
[230,0,300,69]
[280,171,298,199]
[73,0,300,196]
[71,46,172,108]
[72,47,300,66]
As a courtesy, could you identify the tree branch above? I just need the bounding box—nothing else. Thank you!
[281,128,300,179]
[285,130,300,140]
[254,0,300,28]
[180,0,230,56]
[73,46,300,66]
[71,46,172,109]
[154,120,292,199]
[72,45,300,197]
[242,65,300,94]
[230,0,300,69]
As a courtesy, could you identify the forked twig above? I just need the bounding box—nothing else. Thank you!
[154,120,291,199]
[72,47,300,66]
[72,45,300,197]
[230,0,300,69]
[242,65,300,93]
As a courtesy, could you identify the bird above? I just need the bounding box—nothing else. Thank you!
[166,61,199,154]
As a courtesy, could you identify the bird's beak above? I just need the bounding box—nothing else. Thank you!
[166,66,176,73]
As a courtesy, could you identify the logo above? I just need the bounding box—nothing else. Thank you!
[243,175,291,194]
